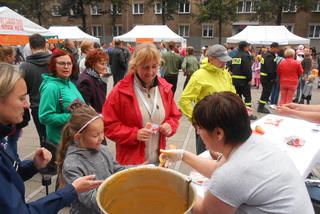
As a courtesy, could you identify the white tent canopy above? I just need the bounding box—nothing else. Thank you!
[114,25,186,46]
[226,26,310,45]
[0,6,55,45]
[49,26,100,43]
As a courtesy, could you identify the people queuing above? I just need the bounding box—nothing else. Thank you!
[77,49,108,113]
[0,62,102,213]
[20,34,51,148]
[57,106,124,214]
[179,44,236,155]
[258,42,280,113]
[39,50,84,171]
[181,46,199,89]
[103,43,181,165]
[2,35,320,213]
[277,48,303,105]
[230,41,253,107]
[161,41,183,95]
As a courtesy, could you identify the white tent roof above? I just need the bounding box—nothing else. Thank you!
[49,26,100,43]
[226,26,310,45]
[0,6,55,44]
[114,25,186,45]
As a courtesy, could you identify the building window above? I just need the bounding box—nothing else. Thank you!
[309,25,320,38]
[178,1,190,14]
[312,1,320,12]
[111,3,122,14]
[282,0,297,12]
[51,5,61,16]
[202,24,213,38]
[90,2,101,15]
[284,24,294,32]
[112,25,123,36]
[154,2,162,14]
[237,1,254,13]
[179,25,189,37]
[92,25,102,37]
[132,3,144,14]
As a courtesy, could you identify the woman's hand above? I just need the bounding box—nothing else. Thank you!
[72,175,103,193]
[33,148,52,170]
[159,149,184,167]
[281,102,301,110]
[276,105,295,116]
[137,128,153,142]
[159,123,172,137]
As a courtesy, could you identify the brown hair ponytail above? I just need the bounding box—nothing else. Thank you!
[56,105,100,188]
[56,123,75,188]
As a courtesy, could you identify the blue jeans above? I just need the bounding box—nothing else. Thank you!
[270,79,280,104]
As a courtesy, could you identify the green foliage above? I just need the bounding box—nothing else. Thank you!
[145,0,188,24]
[0,0,48,25]
[253,0,319,24]
[195,0,238,43]
[195,0,238,24]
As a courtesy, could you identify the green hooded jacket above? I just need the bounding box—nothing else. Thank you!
[39,74,84,145]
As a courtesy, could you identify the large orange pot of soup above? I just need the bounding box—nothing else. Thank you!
[96,166,197,214]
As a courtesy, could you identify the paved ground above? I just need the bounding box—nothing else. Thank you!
[19,73,320,213]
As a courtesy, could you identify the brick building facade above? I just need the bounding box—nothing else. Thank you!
[43,0,320,51]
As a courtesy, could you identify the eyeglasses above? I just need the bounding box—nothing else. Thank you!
[56,61,73,66]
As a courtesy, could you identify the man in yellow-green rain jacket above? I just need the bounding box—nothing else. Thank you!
[179,44,235,155]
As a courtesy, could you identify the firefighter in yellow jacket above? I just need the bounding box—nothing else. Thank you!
[179,44,235,154]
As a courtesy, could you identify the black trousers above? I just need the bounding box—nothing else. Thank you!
[31,107,46,147]
[195,132,206,155]
[259,78,274,104]
[113,72,126,87]
[235,83,252,106]
[183,74,191,89]
[164,74,178,95]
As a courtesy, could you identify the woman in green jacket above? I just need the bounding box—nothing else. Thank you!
[39,50,84,146]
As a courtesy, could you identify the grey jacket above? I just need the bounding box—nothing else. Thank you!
[62,144,125,214]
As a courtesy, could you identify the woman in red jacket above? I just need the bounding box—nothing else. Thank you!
[102,43,181,165]
[277,48,303,105]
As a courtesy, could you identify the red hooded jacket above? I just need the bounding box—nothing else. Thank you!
[102,72,181,165]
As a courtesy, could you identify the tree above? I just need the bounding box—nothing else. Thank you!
[253,0,318,25]
[108,0,129,36]
[195,0,238,44]
[0,0,48,25]
[60,0,104,33]
[145,0,187,25]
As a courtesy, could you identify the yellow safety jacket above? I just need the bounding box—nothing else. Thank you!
[179,60,236,121]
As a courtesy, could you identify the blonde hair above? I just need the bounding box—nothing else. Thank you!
[0,62,22,100]
[80,41,94,54]
[129,43,161,72]
[0,45,15,63]
[284,48,295,58]
[307,75,315,82]
[56,105,101,188]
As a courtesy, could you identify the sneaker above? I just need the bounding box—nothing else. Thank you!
[257,107,270,114]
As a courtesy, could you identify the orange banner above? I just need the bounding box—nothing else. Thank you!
[0,34,29,45]
[136,38,154,43]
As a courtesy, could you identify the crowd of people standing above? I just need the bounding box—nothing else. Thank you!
[0,33,319,213]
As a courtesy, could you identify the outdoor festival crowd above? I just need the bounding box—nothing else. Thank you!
[1,33,320,213]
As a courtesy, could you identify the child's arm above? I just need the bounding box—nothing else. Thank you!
[62,164,102,212]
